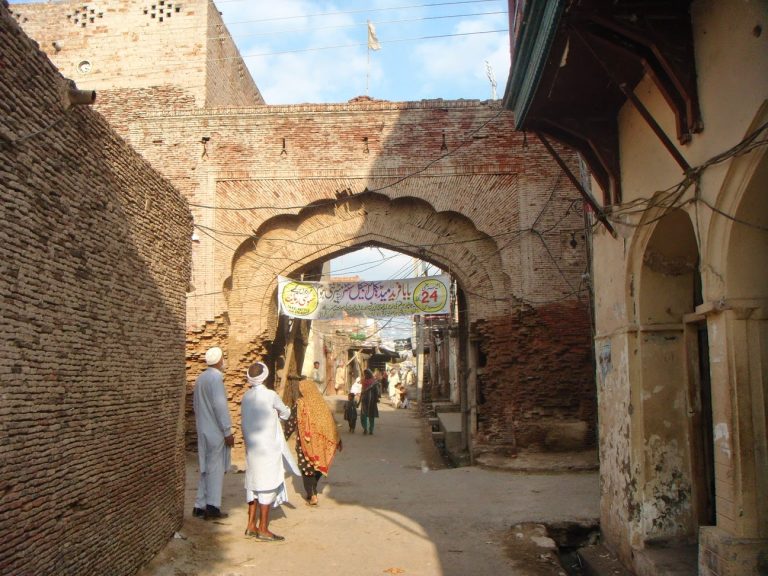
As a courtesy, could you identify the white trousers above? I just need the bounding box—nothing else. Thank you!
[194,440,226,509]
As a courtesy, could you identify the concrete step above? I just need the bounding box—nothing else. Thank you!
[633,544,698,576]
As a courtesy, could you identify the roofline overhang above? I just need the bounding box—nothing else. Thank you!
[502,0,565,129]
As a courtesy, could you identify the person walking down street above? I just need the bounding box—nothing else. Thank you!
[193,346,235,520]
[284,379,343,506]
[388,368,400,407]
[344,392,358,432]
[359,369,380,435]
[241,362,300,542]
[377,368,388,401]
[396,383,409,409]
[312,360,325,394]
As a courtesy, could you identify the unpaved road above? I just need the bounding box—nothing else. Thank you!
[137,403,598,576]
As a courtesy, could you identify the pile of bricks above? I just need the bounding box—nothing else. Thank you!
[0,6,191,575]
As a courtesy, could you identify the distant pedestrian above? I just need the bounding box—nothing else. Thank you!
[334,360,346,394]
[344,392,358,432]
[378,368,388,400]
[350,376,362,398]
[312,360,325,394]
[396,383,409,409]
[284,379,343,506]
[359,369,380,435]
[388,368,400,407]
[405,368,415,387]
[241,362,300,542]
[192,346,234,520]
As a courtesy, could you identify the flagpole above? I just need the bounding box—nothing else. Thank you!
[366,20,380,97]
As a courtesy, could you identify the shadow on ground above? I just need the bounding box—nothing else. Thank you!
[137,402,599,576]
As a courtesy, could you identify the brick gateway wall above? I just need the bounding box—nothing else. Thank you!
[8,0,599,458]
[0,7,192,575]
[133,102,598,456]
[474,301,596,451]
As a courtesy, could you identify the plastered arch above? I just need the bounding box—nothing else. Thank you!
[705,102,768,302]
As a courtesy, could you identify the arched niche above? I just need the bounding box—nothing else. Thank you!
[705,126,768,540]
[639,209,699,325]
[635,207,703,543]
[725,155,768,300]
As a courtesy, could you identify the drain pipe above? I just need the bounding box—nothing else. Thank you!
[68,87,96,106]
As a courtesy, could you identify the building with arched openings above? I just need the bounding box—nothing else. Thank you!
[506,1,767,574]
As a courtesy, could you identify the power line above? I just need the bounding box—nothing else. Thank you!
[218,0,505,24]
[217,10,507,41]
[78,28,508,83]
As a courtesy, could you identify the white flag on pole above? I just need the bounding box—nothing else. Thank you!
[367,20,381,51]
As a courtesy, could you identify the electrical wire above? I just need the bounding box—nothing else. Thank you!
[2,107,74,146]
[24,0,506,43]
[204,11,509,43]
[71,28,508,83]
[603,121,768,230]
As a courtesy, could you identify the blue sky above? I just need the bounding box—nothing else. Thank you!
[9,0,509,105]
[219,0,510,104]
[216,1,502,290]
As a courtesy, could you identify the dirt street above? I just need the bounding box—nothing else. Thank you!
[137,403,599,576]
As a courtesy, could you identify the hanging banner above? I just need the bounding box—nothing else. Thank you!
[277,275,451,320]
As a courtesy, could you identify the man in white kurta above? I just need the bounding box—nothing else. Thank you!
[241,363,299,541]
[193,347,234,519]
[388,368,401,407]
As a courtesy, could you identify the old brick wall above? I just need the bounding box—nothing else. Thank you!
[11,4,596,457]
[205,5,264,107]
[185,315,268,461]
[474,301,596,452]
[121,101,593,455]
[10,0,264,111]
[0,6,191,575]
[122,101,585,327]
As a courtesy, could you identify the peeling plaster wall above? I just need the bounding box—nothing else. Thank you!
[591,0,768,572]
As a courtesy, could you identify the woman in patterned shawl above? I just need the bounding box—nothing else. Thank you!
[284,378,343,506]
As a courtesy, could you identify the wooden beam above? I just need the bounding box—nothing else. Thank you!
[536,132,616,236]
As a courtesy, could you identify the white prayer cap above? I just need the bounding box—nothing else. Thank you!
[205,346,223,366]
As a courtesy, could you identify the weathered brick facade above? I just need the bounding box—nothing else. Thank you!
[8,0,263,109]
[0,5,191,575]
[474,301,595,451]
[12,0,597,461]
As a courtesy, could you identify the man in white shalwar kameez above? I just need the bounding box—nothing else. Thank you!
[241,362,299,541]
[192,346,234,520]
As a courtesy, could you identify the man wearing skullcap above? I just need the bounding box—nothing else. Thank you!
[192,346,234,519]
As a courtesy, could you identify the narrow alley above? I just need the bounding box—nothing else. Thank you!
[3,1,766,574]
[139,403,599,576]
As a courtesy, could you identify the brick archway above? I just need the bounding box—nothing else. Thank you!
[225,192,511,357]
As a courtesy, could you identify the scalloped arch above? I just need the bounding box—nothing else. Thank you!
[224,192,512,350]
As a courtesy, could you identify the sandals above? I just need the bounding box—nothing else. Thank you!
[245,529,285,541]
[256,532,285,542]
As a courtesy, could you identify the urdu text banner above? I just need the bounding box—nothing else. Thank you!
[277,275,451,320]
